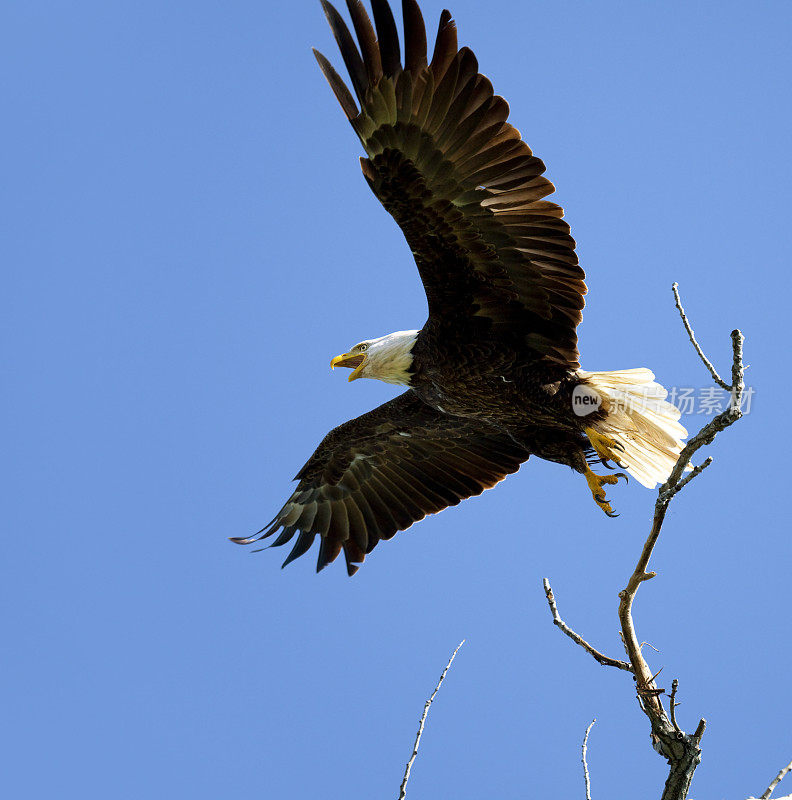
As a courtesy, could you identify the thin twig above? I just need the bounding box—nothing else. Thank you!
[648,666,664,684]
[752,796,792,800]
[582,718,596,800]
[672,282,731,390]
[668,457,713,499]
[758,757,792,800]
[543,579,633,672]
[397,640,465,800]
[669,679,681,734]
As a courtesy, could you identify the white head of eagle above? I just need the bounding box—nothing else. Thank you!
[330,330,419,386]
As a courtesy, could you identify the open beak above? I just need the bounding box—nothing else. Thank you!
[330,351,366,382]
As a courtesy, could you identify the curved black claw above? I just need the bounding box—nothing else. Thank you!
[605,508,620,518]
[614,472,629,484]
[600,454,629,470]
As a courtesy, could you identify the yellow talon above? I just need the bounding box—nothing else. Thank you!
[585,427,627,468]
[584,467,626,518]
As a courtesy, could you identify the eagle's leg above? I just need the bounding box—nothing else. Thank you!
[584,427,627,469]
[584,468,627,518]
[514,429,627,517]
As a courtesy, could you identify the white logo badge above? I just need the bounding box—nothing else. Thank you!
[572,384,602,416]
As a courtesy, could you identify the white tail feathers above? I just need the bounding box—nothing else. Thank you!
[577,368,689,489]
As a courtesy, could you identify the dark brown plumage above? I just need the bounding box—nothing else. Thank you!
[317,0,585,367]
[239,393,529,575]
[232,0,687,574]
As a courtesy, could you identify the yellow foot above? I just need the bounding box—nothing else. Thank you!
[584,467,627,518]
[585,427,627,468]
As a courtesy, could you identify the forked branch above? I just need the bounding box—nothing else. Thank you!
[545,284,746,800]
[543,579,632,672]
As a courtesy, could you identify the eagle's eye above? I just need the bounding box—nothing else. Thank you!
[358,343,368,352]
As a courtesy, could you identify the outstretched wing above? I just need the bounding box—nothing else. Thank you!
[315,0,586,368]
[233,392,529,574]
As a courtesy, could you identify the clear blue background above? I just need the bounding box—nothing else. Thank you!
[4,1,791,797]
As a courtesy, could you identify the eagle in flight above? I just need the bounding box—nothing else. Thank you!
[232,0,687,574]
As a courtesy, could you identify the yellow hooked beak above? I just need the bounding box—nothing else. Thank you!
[330,351,367,381]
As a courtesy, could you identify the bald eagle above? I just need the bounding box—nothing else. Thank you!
[232,0,687,574]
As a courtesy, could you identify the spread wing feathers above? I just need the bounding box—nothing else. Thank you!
[315,0,586,368]
[232,392,530,575]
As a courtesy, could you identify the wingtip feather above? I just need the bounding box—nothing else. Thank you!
[313,48,360,119]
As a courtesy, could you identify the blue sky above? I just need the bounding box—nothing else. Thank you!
[4,1,791,797]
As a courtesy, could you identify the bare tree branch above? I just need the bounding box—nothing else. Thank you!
[543,579,633,672]
[753,796,792,800]
[616,286,745,799]
[669,679,681,735]
[582,718,596,800]
[667,457,713,499]
[672,281,731,391]
[543,284,746,800]
[397,640,465,800]
[746,757,792,800]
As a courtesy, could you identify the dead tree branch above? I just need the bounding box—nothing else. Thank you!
[747,757,792,800]
[543,579,633,672]
[397,640,464,800]
[545,284,746,800]
[668,679,681,735]
[582,718,596,800]
[672,281,731,391]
